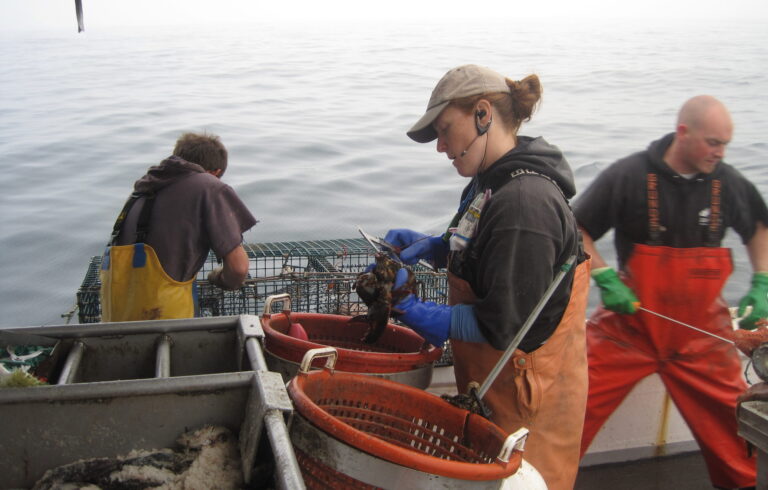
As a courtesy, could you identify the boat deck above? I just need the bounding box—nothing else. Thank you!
[575,451,711,489]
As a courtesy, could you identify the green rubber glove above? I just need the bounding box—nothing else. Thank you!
[592,267,640,315]
[738,272,768,330]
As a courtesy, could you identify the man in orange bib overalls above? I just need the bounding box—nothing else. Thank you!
[574,96,768,489]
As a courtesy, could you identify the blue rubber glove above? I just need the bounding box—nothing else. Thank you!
[738,272,768,330]
[394,295,451,347]
[392,269,486,346]
[384,229,448,267]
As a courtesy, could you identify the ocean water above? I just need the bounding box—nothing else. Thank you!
[1,19,766,328]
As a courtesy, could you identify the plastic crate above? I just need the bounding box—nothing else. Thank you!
[77,237,449,324]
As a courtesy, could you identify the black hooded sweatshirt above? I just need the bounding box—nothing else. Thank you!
[574,133,768,271]
[448,136,583,352]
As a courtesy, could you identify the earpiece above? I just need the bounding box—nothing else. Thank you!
[461,110,492,157]
[475,109,491,136]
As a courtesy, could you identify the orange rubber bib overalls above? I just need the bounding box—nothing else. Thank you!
[448,259,590,490]
[580,175,756,488]
[100,193,196,322]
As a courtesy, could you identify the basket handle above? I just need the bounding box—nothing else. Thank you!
[299,347,338,373]
[262,294,292,317]
[496,427,529,463]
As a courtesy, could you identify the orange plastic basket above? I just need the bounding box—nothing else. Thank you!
[261,300,441,374]
[287,349,525,486]
[294,446,378,490]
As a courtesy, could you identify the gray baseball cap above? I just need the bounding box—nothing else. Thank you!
[407,64,511,143]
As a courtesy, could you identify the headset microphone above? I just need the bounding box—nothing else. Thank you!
[460,110,491,157]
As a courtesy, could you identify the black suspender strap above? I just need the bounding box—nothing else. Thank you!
[135,193,156,244]
[108,193,140,246]
[107,192,155,246]
[646,173,723,247]
[707,179,722,247]
[646,173,662,245]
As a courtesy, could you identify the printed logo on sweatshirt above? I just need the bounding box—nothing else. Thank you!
[698,207,711,227]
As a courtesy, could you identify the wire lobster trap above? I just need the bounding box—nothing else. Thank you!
[76,238,453,366]
[76,238,449,335]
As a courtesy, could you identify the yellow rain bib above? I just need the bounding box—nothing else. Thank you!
[100,242,195,322]
[99,192,196,322]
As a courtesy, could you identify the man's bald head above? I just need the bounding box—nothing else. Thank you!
[665,95,733,175]
[677,95,731,132]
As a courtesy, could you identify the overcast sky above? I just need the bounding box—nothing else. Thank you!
[2,0,767,32]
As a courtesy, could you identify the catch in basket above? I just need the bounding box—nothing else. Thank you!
[260,294,442,388]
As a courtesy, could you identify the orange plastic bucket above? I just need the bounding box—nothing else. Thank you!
[287,348,526,488]
[260,295,442,385]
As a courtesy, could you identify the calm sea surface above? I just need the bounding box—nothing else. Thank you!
[1,20,766,327]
